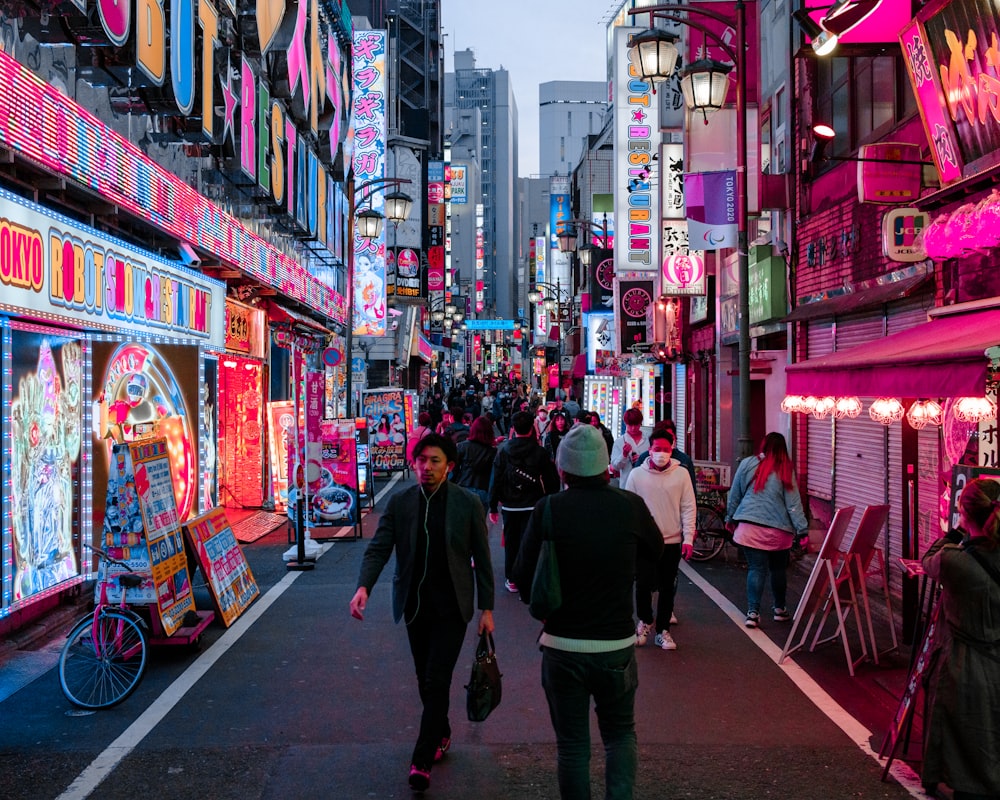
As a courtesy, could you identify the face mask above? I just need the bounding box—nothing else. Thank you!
[649,451,671,467]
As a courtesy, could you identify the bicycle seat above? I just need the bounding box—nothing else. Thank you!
[118,574,144,589]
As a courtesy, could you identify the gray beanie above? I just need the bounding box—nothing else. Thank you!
[556,424,610,477]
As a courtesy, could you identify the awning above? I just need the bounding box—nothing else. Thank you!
[783,273,931,322]
[265,300,331,335]
[785,307,1000,397]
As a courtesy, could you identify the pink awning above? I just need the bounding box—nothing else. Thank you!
[785,307,1000,398]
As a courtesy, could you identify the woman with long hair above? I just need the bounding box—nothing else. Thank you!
[725,432,809,628]
[921,476,1000,800]
[542,411,572,461]
[452,416,498,511]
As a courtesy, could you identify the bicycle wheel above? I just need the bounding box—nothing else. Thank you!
[59,609,148,709]
[692,505,727,561]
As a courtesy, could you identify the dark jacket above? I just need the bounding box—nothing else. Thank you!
[453,440,497,492]
[356,483,494,623]
[513,481,664,641]
[488,435,559,513]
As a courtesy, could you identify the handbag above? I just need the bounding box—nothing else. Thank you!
[529,498,562,621]
[465,631,502,722]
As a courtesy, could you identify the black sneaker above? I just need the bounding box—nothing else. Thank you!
[409,764,431,792]
[773,607,792,622]
[745,611,760,628]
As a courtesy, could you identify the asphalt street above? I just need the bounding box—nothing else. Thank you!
[0,474,925,799]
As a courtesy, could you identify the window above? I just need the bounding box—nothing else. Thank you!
[815,53,917,159]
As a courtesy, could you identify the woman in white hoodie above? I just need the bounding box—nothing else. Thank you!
[624,428,696,651]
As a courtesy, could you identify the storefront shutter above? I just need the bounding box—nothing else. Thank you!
[674,363,687,453]
[806,320,834,500]
[834,400,889,550]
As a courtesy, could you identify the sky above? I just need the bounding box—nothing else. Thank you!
[440,0,617,177]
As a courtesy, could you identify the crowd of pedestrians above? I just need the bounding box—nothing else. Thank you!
[350,372,976,800]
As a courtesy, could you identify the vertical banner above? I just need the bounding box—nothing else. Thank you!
[363,389,407,471]
[549,175,572,286]
[535,235,548,340]
[614,27,660,274]
[352,30,388,336]
[305,372,324,489]
[428,160,446,325]
[182,508,259,627]
[129,439,195,637]
[589,248,615,311]
[615,273,657,355]
[684,171,738,249]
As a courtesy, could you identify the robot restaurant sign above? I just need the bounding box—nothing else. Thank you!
[0,189,225,344]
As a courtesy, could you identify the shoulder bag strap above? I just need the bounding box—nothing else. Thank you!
[542,495,552,542]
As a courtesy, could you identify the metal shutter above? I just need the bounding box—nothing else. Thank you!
[834,400,889,550]
[806,321,834,500]
[674,363,687,453]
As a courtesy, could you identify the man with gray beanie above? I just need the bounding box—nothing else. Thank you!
[513,424,663,800]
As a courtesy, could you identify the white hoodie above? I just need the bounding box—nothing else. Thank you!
[624,458,697,546]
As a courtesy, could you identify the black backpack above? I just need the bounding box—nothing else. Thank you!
[502,451,545,505]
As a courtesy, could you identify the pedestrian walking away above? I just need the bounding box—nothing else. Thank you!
[725,432,809,628]
[513,424,663,800]
[349,434,495,793]
[488,411,559,594]
[624,428,696,651]
[453,416,498,511]
[921,476,1000,800]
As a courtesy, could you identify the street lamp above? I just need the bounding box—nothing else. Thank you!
[628,1,753,460]
[346,176,413,416]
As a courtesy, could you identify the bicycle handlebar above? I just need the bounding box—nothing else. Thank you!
[84,543,134,571]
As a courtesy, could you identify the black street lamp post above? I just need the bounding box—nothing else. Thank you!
[627,1,753,460]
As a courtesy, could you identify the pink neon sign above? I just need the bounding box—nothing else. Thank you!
[0,50,346,325]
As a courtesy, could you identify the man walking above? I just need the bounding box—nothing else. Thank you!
[489,411,559,593]
[610,408,650,488]
[625,428,696,651]
[350,434,495,793]
[514,424,663,799]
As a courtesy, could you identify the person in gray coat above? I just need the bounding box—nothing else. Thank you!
[350,434,494,793]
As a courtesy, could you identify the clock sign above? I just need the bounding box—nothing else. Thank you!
[596,258,615,290]
[622,287,652,318]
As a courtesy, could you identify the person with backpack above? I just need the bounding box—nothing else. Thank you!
[488,411,559,593]
[453,417,497,511]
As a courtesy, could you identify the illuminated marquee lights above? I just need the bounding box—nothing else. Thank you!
[0,50,346,325]
[613,27,660,273]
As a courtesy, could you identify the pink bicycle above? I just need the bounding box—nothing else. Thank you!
[58,545,149,709]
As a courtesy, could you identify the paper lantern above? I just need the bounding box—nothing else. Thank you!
[781,395,804,413]
[833,396,863,419]
[868,397,904,425]
[953,396,997,424]
[799,396,819,414]
[811,396,836,419]
[906,399,943,429]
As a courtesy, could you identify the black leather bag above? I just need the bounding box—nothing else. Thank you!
[465,631,502,722]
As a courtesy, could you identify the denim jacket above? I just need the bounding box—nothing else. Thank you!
[726,455,808,536]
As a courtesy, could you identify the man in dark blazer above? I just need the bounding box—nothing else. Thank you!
[350,433,495,793]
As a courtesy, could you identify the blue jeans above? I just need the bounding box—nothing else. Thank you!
[541,646,638,800]
[742,545,790,613]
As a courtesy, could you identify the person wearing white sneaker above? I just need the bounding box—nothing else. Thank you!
[624,429,696,653]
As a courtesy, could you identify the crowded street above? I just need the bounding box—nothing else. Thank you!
[1,473,925,800]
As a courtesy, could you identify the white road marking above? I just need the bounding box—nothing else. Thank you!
[56,472,404,800]
[680,560,926,798]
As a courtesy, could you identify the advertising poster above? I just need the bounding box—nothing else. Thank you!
[357,421,371,498]
[101,443,156,604]
[363,389,406,471]
[393,247,423,298]
[9,328,82,606]
[129,438,195,636]
[219,357,264,509]
[310,420,359,528]
[91,341,200,531]
[202,357,218,512]
[183,507,259,627]
[267,401,295,511]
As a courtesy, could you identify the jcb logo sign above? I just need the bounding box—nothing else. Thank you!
[882,208,928,262]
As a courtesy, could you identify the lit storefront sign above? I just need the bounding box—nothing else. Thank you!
[901,0,1000,186]
[0,188,225,344]
[614,27,660,273]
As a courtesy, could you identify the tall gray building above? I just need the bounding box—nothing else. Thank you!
[539,81,608,178]
[445,49,519,320]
